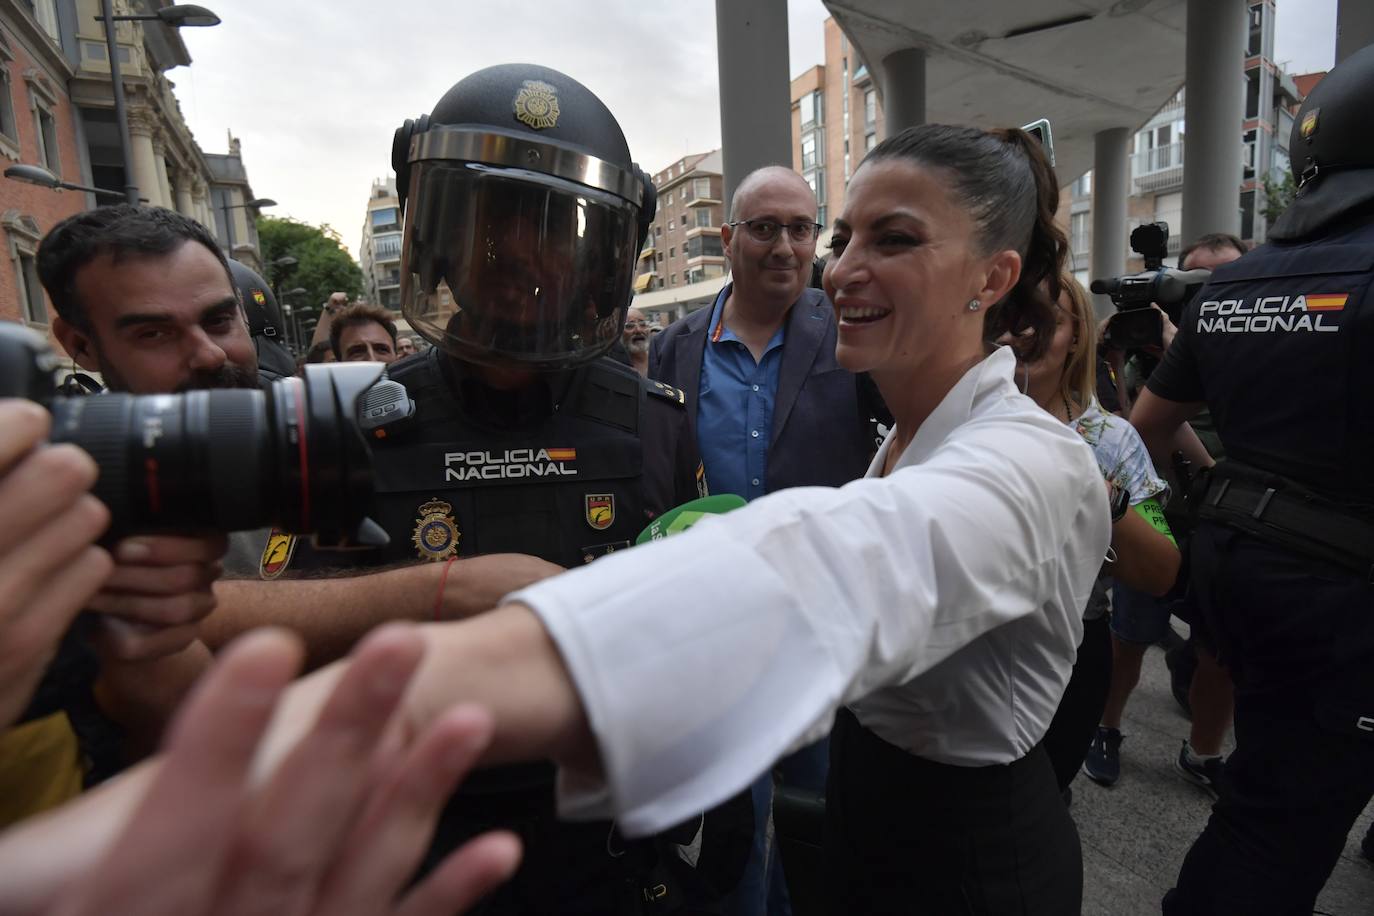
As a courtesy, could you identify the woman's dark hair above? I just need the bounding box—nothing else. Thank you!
[862,124,1067,360]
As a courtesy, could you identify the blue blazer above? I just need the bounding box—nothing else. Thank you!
[649,285,880,493]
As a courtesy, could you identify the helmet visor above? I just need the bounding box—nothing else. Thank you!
[400,162,640,368]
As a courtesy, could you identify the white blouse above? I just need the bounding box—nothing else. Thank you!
[510,346,1109,837]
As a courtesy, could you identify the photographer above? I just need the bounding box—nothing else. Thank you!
[1133,45,1374,914]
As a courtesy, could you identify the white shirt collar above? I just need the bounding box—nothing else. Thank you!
[868,346,1019,476]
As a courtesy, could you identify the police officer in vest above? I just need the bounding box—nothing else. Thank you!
[276,64,708,913]
[1133,45,1374,915]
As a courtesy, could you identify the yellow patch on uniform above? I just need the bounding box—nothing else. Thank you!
[412,498,461,561]
[260,529,297,579]
[585,493,615,530]
[1300,107,1319,140]
[513,80,560,130]
[251,289,267,305]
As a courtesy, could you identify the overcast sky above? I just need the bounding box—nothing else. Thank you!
[174,0,1336,260]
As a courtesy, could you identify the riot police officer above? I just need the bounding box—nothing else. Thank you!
[271,64,708,914]
[226,260,296,382]
[1132,45,1374,915]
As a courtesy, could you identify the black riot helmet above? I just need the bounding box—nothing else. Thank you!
[1270,43,1374,241]
[227,260,296,381]
[392,63,656,369]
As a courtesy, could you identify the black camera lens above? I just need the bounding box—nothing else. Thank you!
[45,365,383,546]
[0,323,385,546]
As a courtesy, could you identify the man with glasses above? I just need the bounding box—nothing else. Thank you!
[622,306,652,376]
[650,166,885,915]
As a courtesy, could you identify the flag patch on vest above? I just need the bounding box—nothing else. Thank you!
[585,494,615,530]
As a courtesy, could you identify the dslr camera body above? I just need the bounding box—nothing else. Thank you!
[0,323,387,548]
[1091,222,1211,350]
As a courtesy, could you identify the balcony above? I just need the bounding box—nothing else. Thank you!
[639,246,655,261]
[686,193,720,208]
[1132,141,1184,195]
[633,271,658,293]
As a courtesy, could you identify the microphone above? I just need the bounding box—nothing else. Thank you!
[635,494,747,545]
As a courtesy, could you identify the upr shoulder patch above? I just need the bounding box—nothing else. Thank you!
[647,379,686,407]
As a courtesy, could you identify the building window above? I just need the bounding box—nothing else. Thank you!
[36,106,58,172]
[4,210,48,324]
[864,89,876,127]
[801,135,817,172]
[656,251,663,263]
[817,205,826,227]
[1247,3,1263,57]
[0,44,17,151]
[693,177,711,200]
[17,250,46,323]
[865,132,876,152]
[1074,170,1093,197]
[668,219,674,231]
[31,0,59,42]
[1070,212,1091,254]
[694,208,713,228]
[655,225,662,238]
[25,75,61,176]
[686,235,722,258]
[681,187,687,202]
[669,274,676,286]
[370,207,400,232]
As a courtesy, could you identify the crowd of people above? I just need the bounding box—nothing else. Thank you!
[0,45,1371,916]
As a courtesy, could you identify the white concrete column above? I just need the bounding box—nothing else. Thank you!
[1337,0,1374,63]
[881,48,926,133]
[152,142,173,211]
[714,0,792,211]
[127,112,164,208]
[1090,128,1130,320]
[1181,0,1248,242]
[174,179,194,218]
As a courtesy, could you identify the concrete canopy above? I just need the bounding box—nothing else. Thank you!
[823,0,1190,182]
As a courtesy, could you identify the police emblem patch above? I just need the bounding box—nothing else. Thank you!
[412,498,461,561]
[513,80,560,130]
[252,289,267,306]
[259,529,296,580]
[585,493,615,530]
[1301,107,1319,141]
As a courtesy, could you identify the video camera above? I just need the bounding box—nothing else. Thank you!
[1091,222,1211,350]
[0,323,387,548]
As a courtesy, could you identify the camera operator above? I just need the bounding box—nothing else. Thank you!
[1132,44,1374,914]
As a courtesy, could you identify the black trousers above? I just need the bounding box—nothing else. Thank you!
[1164,525,1374,915]
[824,708,1082,915]
[1043,614,1113,791]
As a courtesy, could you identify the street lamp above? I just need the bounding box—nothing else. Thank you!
[280,286,308,354]
[94,3,221,206]
[4,163,129,202]
[218,197,275,249]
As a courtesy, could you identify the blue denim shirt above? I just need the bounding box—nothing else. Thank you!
[697,285,786,502]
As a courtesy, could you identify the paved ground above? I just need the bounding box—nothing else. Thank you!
[1074,631,1374,915]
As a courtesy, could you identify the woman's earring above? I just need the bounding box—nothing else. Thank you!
[967,299,981,312]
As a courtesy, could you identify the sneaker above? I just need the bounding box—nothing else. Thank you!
[1165,642,1196,718]
[1174,741,1225,799]
[1082,726,1123,786]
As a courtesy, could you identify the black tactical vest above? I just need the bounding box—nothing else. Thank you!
[271,348,699,575]
[1154,216,1374,500]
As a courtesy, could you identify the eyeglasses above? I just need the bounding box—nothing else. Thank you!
[624,319,650,329]
[726,219,824,244]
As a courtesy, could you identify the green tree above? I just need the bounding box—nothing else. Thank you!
[1260,171,1298,226]
[256,217,365,320]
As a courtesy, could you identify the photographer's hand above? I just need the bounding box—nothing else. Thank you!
[0,401,113,728]
[1144,304,1178,356]
[87,534,227,661]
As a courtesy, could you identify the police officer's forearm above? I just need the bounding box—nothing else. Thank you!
[204,556,563,669]
[1130,389,1210,470]
[93,640,213,761]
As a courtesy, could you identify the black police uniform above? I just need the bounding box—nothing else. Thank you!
[1148,211,1374,913]
[271,347,706,914]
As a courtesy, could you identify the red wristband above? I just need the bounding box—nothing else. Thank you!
[434,556,458,621]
